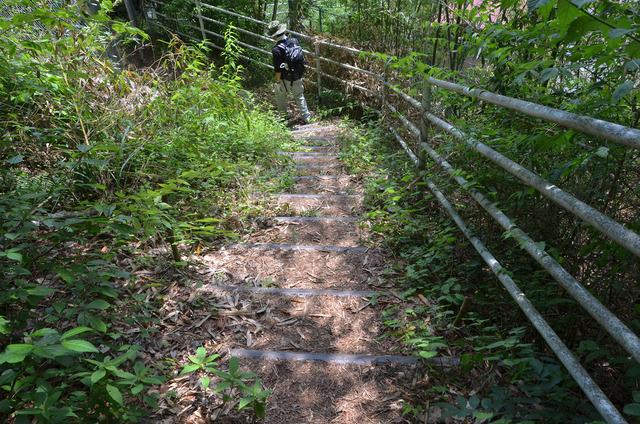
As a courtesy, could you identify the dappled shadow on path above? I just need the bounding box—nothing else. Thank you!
[144,268,422,424]
[147,121,431,423]
[200,247,386,290]
[244,359,416,424]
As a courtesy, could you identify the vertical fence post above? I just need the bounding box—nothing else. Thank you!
[380,58,390,112]
[418,77,432,169]
[195,0,207,41]
[314,39,322,105]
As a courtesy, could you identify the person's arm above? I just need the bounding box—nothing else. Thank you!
[272,44,284,82]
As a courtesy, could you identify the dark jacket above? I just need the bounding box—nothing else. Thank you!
[272,37,303,81]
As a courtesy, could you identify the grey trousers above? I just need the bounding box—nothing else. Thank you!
[275,79,311,121]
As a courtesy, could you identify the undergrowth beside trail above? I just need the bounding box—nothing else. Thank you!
[0,3,295,422]
[338,119,617,423]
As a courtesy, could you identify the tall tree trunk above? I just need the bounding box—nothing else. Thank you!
[394,0,401,55]
[443,1,454,70]
[451,0,466,71]
[288,0,302,31]
[357,0,361,41]
[272,0,279,21]
[431,3,443,66]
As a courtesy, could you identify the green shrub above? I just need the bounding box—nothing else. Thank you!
[0,1,289,421]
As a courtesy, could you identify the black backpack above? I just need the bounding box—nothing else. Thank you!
[278,37,305,80]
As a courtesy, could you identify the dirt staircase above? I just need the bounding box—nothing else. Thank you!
[201,123,422,423]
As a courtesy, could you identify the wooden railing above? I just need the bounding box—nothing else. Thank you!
[154,4,640,423]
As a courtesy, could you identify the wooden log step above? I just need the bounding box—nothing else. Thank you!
[226,242,373,254]
[201,284,377,298]
[272,216,358,223]
[250,216,362,246]
[230,349,460,367]
[276,194,360,200]
[295,163,341,169]
[279,151,339,158]
[294,175,345,180]
[230,349,419,366]
[298,145,337,153]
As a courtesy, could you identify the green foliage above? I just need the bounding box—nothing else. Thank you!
[179,348,271,419]
[180,346,221,376]
[352,0,640,419]
[338,121,384,173]
[623,391,640,417]
[0,1,289,421]
[0,334,162,422]
[336,117,608,423]
[156,0,272,79]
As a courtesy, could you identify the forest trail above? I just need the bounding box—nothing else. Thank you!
[3,3,636,423]
[200,122,423,423]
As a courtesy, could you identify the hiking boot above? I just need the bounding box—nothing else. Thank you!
[302,113,316,125]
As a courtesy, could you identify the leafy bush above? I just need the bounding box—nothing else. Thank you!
[1,1,289,421]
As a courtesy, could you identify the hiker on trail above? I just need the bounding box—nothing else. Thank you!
[267,20,312,124]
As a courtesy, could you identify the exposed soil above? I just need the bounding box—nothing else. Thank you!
[299,145,337,153]
[291,122,343,141]
[184,292,403,355]
[295,163,345,176]
[293,175,364,195]
[246,218,365,246]
[272,194,364,216]
[287,155,340,165]
[200,248,386,290]
[238,360,417,424]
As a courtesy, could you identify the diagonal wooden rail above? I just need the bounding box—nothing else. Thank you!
[154,4,639,423]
